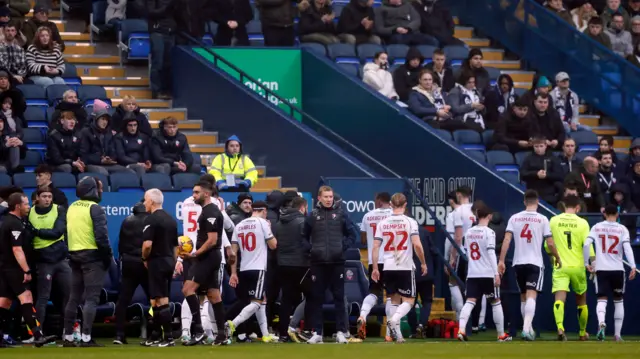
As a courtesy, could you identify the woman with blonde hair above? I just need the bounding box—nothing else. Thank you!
[25,26,65,87]
[571,1,598,32]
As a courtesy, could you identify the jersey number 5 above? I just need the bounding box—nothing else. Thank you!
[238,232,256,252]
[598,234,620,254]
[187,211,197,232]
[383,231,408,252]
[520,223,532,243]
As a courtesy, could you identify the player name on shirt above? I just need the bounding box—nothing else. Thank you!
[237,223,258,231]
[380,222,409,230]
[511,216,543,224]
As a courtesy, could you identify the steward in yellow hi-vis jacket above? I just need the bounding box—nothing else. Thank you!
[208,135,258,191]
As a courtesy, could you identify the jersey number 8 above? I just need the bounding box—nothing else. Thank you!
[238,232,256,252]
[469,242,481,260]
[383,231,408,252]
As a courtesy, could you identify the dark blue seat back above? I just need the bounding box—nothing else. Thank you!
[141,173,173,191]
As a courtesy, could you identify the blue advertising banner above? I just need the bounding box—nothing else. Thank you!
[25,190,312,258]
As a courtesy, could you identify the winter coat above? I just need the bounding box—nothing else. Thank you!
[565,165,606,212]
[520,152,564,198]
[298,0,337,36]
[374,0,421,37]
[46,127,81,166]
[255,0,297,28]
[111,105,152,136]
[483,74,517,129]
[392,47,424,102]
[362,62,398,99]
[605,27,634,57]
[492,110,538,152]
[337,0,375,37]
[411,0,456,44]
[48,102,89,132]
[150,127,193,167]
[106,0,128,23]
[424,62,455,93]
[79,120,118,165]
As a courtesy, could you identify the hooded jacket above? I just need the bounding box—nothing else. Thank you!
[275,207,310,267]
[22,18,66,52]
[226,202,251,225]
[254,0,296,28]
[374,0,421,37]
[111,104,152,136]
[29,202,68,264]
[118,203,149,263]
[407,84,447,120]
[266,190,284,225]
[564,165,606,212]
[0,88,26,128]
[150,119,193,167]
[492,109,538,152]
[303,199,356,264]
[46,125,80,167]
[48,101,89,133]
[362,62,399,99]
[208,135,258,186]
[337,0,375,37]
[392,47,424,102]
[461,54,490,94]
[609,183,637,233]
[484,74,517,129]
[68,176,112,264]
[424,61,455,93]
[298,0,337,36]
[531,108,565,147]
[79,111,118,165]
[115,116,151,165]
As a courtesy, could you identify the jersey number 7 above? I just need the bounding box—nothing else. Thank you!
[383,231,408,252]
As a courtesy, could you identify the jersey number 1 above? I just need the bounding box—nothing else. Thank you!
[383,231,408,252]
[598,234,620,254]
[238,232,256,252]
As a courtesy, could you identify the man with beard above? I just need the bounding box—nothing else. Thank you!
[597,151,618,198]
[564,156,606,213]
[0,24,27,82]
[491,98,536,153]
[227,193,253,225]
[392,47,424,102]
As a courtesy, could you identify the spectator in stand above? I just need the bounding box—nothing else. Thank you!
[22,6,65,51]
[48,90,88,132]
[596,150,618,197]
[520,137,564,206]
[0,95,23,158]
[606,12,633,56]
[609,183,637,233]
[150,116,199,175]
[572,0,598,32]
[79,108,131,176]
[628,42,640,66]
[0,112,21,173]
[557,184,587,212]
[336,0,381,45]
[545,0,573,23]
[550,72,591,134]
[227,192,253,224]
[115,114,152,177]
[631,15,640,49]
[210,0,252,46]
[584,16,612,48]
[407,69,456,128]
[106,0,127,28]
[491,97,536,153]
[558,138,580,176]
[424,48,454,93]
[209,135,258,191]
[483,74,518,130]
[392,47,423,102]
[630,0,640,17]
[374,0,436,46]
[624,160,640,209]
[594,135,619,164]
[411,0,463,46]
[7,0,30,26]
[298,0,340,45]
[0,72,26,128]
[0,24,27,83]
[142,0,176,100]
[530,93,565,151]
[110,96,152,136]
[446,71,485,131]
[362,51,399,100]
[25,27,65,88]
[600,0,630,28]
[255,0,296,46]
[46,109,85,174]
[564,156,605,212]
[460,48,490,95]
[520,75,554,109]
[34,164,69,208]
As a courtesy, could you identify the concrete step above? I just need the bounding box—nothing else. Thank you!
[141,108,186,121]
[614,136,631,149]
[593,126,618,136]
[76,66,125,77]
[454,26,473,39]
[53,20,65,32]
[184,132,218,145]
[61,32,90,41]
[501,70,534,84]
[150,119,202,131]
[429,310,457,321]
[105,87,152,99]
[81,77,149,86]
[485,60,520,70]
[481,48,505,61]
[65,42,94,55]
[64,55,120,64]
[579,115,600,127]
[189,144,225,154]
[460,38,490,47]
[112,98,170,109]
[513,82,530,89]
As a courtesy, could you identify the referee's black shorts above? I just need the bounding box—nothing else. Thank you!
[148,257,175,299]
[0,268,29,298]
[188,251,222,292]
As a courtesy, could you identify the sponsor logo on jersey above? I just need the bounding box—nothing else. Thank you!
[143,225,150,232]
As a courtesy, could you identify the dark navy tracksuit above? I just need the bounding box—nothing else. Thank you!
[408,226,437,332]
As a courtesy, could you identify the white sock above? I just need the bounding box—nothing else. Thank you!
[232,301,260,328]
[81,333,91,343]
[492,301,504,336]
[614,300,624,337]
[386,303,398,330]
[360,294,378,319]
[207,301,217,335]
[201,303,212,337]
[458,301,475,334]
[391,302,413,326]
[479,295,487,326]
[523,298,536,333]
[597,299,607,327]
[256,304,269,337]
[520,301,525,320]
[181,298,192,333]
[450,284,463,319]
[385,299,391,337]
[64,334,74,341]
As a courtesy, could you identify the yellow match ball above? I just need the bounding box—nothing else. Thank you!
[178,236,194,255]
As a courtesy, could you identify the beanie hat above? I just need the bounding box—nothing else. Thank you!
[536,76,551,88]
[237,193,253,204]
[92,99,109,114]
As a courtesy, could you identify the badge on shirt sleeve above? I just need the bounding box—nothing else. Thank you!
[11,231,21,241]
[584,193,592,198]
[498,105,505,113]
[138,139,142,144]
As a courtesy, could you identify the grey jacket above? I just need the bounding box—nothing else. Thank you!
[605,28,633,57]
[374,0,420,36]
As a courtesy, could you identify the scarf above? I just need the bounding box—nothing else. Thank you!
[494,85,515,115]
[412,84,446,119]
[458,84,485,129]
[552,87,574,123]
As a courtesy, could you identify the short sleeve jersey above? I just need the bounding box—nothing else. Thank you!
[196,203,224,257]
[454,203,476,240]
[587,220,631,272]
[143,209,178,259]
[506,210,552,267]
[374,214,419,271]
[0,214,26,269]
[464,225,497,278]
[360,207,393,264]
[549,213,592,268]
[231,217,273,271]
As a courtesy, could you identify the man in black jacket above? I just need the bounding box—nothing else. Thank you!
[79,110,131,176]
[531,93,565,151]
[520,137,564,206]
[46,110,85,174]
[265,190,283,329]
[274,196,311,342]
[151,117,199,175]
[491,98,536,153]
[411,0,463,46]
[115,114,153,177]
[226,193,253,225]
[484,74,518,130]
[211,0,253,45]
[255,0,296,46]
[336,0,381,44]
[302,185,355,344]
[29,187,70,336]
[392,47,424,102]
[35,164,68,208]
[113,203,150,345]
[142,0,176,99]
[423,48,455,93]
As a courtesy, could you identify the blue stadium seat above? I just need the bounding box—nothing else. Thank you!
[486,150,518,172]
[172,173,200,190]
[344,260,369,316]
[78,85,109,103]
[192,152,202,173]
[576,151,593,162]
[141,173,173,191]
[17,85,47,106]
[247,21,264,43]
[119,19,150,61]
[357,43,384,63]
[416,45,437,59]
[514,87,527,97]
[327,43,358,64]
[0,174,11,186]
[52,172,76,190]
[486,67,501,82]
[467,150,486,163]
[444,45,469,65]
[110,171,140,191]
[571,131,599,151]
[514,151,529,168]
[333,3,345,17]
[386,44,409,64]
[433,129,453,142]
[46,107,56,125]
[24,106,47,128]
[13,172,36,188]
[300,42,327,57]
[337,63,359,77]
[202,34,214,46]
[23,128,45,150]
[482,129,494,147]
[21,150,42,171]
[62,63,81,83]
[453,129,484,151]
[499,171,521,185]
[78,173,110,191]
[46,84,73,105]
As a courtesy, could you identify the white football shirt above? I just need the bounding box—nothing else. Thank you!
[374,214,419,271]
[464,225,497,278]
[231,217,273,271]
[586,220,631,272]
[506,210,551,268]
[360,207,393,264]
[454,203,476,237]
[444,208,457,259]
[183,196,233,262]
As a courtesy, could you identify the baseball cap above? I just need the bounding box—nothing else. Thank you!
[555,72,570,82]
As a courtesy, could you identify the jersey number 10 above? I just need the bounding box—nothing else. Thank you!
[383,231,408,252]
[238,232,256,252]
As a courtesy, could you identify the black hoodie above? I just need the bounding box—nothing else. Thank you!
[115,116,152,165]
[609,183,637,234]
[392,47,424,102]
[298,0,337,36]
[492,108,538,152]
[150,119,194,168]
[48,101,89,133]
[79,112,118,165]
[118,203,149,263]
[111,104,152,136]
[46,125,81,167]
[266,190,284,225]
[337,0,375,37]
[275,207,310,267]
[484,74,518,129]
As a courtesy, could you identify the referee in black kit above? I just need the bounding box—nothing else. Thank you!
[141,189,178,347]
[181,181,228,346]
[0,193,56,347]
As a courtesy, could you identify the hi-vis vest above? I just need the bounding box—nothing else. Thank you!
[209,153,258,184]
[67,200,97,251]
[29,204,63,250]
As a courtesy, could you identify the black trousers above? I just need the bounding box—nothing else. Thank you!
[407,279,433,331]
[115,261,150,336]
[262,24,295,46]
[309,263,346,334]
[265,259,280,329]
[278,266,311,336]
[214,23,249,46]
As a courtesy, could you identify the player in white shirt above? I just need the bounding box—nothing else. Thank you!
[584,204,637,342]
[176,174,234,343]
[226,201,278,343]
[371,193,427,343]
[457,201,511,342]
[498,190,562,341]
[356,192,393,340]
[443,191,464,320]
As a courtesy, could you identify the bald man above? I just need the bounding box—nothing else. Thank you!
[563,156,605,213]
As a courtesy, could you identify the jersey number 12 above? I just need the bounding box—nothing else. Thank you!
[598,234,619,254]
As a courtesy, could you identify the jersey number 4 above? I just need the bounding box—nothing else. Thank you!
[520,223,532,243]
[238,232,256,252]
[383,231,408,252]
[598,234,620,254]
